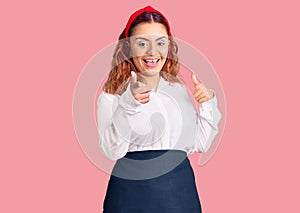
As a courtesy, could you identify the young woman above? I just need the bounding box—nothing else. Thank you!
[97,5,221,213]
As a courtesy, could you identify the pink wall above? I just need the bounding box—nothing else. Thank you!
[1,0,299,212]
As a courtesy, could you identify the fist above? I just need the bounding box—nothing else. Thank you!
[130,71,151,104]
[191,73,214,104]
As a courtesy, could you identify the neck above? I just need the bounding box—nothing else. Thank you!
[138,71,161,91]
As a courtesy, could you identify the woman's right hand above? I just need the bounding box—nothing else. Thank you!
[130,71,151,104]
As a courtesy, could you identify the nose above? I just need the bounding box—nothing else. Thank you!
[146,43,157,56]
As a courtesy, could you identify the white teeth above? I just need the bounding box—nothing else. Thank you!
[145,59,159,63]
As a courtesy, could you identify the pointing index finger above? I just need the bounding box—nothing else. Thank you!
[131,71,137,83]
[191,73,201,89]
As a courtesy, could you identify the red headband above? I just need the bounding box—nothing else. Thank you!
[125,5,171,37]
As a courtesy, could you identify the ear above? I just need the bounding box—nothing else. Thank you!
[167,39,172,51]
[124,38,132,57]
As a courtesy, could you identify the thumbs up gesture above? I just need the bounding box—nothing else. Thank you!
[191,73,214,104]
[130,71,151,104]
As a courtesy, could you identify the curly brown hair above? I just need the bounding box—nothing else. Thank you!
[104,12,181,95]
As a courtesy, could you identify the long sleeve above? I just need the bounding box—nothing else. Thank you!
[98,77,222,158]
[97,84,143,160]
[194,91,222,152]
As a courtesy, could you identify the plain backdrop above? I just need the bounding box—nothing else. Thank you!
[1,0,299,212]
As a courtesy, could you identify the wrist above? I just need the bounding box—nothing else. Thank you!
[208,89,214,100]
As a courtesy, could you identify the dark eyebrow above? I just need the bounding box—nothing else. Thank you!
[134,36,168,41]
[155,36,168,41]
[135,37,149,41]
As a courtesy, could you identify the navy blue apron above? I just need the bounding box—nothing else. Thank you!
[103,150,202,213]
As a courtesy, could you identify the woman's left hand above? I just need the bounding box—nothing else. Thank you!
[191,73,214,104]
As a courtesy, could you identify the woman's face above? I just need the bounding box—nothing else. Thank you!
[129,22,169,73]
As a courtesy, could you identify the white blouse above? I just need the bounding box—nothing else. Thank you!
[97,76,221,160]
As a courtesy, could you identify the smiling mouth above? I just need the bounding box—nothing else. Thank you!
[143,58,160,67]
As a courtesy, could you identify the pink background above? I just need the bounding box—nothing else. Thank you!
[1,0,299,212]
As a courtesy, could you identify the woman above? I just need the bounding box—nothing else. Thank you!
[97,5,221,213]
